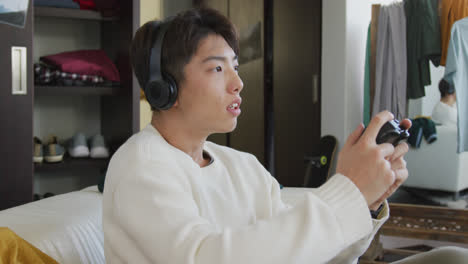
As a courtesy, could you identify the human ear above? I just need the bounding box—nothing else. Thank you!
[173,97,179,107]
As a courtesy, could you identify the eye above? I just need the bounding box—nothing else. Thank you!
[234,65,239,71]
[215,66,222,72]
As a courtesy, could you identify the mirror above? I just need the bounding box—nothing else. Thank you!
[365,2,467,211]
[0,0,29,28]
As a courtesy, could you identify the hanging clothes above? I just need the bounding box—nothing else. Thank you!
[440,0,468,66]
[404,0,441,99]
[372,3,407,120]
[444,17,468,153]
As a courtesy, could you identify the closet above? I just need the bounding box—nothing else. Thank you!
[0,0,140,210]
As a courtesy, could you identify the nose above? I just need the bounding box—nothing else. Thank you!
[229,70,243,94]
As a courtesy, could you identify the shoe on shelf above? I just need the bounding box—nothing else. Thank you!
[44,136,65,163]
[33,193,41,201]
[68,132,90,158]
[43,192,55,199]
[33,137,44,163]
[89,134,109,159]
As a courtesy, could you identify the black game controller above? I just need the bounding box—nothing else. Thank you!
[376,119,410,146]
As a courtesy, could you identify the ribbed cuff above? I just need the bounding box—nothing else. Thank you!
[314,174,373,243]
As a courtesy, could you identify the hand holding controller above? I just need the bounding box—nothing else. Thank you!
[336,111,411,209]
[376,119,410,146]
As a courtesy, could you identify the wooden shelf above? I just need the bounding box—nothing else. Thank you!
[381,203,468,244]
[35,85,119,96]
[34,7,117,21]
[34,157,109,173]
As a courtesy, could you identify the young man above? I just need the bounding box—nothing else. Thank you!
[102,7,467,264]
[432,78,457,126]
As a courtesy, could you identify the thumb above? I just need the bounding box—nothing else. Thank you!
[343,123,365,149]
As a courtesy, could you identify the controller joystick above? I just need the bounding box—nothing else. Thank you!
[376,119,410,146]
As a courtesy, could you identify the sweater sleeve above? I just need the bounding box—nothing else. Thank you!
[325,200,390,264]
[268,172,386,264]
[109,162,374,264]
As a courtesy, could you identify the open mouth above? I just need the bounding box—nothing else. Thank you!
[228,103,240,110]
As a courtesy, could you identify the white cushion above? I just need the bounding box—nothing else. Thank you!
[0,186,105,264]
[404,125,468,192]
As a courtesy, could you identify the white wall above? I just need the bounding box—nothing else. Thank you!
[322,0,395,148]
[407,63,445,118]
[321,0,347,145]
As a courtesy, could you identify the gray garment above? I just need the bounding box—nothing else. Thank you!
[372,3,407,120]
[392,246,468,264]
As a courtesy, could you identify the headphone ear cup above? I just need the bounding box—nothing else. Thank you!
[145,80,170,110]
[145,75,178,110]
[164,74,178,108]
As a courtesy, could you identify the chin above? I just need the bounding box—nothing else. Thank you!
[217,120,237,133]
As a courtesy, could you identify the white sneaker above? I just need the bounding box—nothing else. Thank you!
[68,133,89,158]
[89,134,109,159]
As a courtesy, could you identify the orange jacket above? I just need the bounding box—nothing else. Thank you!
[440,0,468,65]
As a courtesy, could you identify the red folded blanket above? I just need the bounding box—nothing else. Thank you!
[40,50,120,82]
[73,0,96,10]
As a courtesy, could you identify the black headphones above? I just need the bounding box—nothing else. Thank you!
[145,19,178,110]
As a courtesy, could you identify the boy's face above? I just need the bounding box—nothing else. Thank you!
[176,33,243,134]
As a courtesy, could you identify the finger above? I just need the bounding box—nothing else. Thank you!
[374,182,398,206]
[370,200,383,211]
[400,119,412,130]
[391,157,406,170]
[374,169,408,206]
[390,142,409,161]
[343,123,365,149]
[379,143,395,159]
[393,168,408,183]
[362,111,394,143]
[371,192,388,210]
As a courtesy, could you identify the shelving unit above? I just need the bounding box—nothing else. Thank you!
[33,7,122,98]
[0,0,138,209]
[32,3,138,171]
[34,157,109,173]
[35,85,120,96]
[31,2,138,200]
[34,6,118,21]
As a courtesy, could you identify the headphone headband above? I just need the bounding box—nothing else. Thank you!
[145,18,178,110]
[148,20,170,84]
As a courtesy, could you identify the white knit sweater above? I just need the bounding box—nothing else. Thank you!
[102,125,389,264]
[432,101,457,126]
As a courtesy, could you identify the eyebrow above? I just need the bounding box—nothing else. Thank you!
[201,55,238,63]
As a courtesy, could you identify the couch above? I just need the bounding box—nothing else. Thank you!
[0,186,104,263]
[0,186,310,264]
[403,124,468,199]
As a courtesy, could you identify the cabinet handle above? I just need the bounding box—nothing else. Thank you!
[312,74,318,104]
[11,46,27,95]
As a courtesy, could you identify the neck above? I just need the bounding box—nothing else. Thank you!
[151,112,210,167]
[441,95,456,106]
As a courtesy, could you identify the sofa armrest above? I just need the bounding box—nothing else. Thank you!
[404,125,466,192]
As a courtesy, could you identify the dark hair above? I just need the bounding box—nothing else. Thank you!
[439,79,454,98]
[130,8,239,110]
